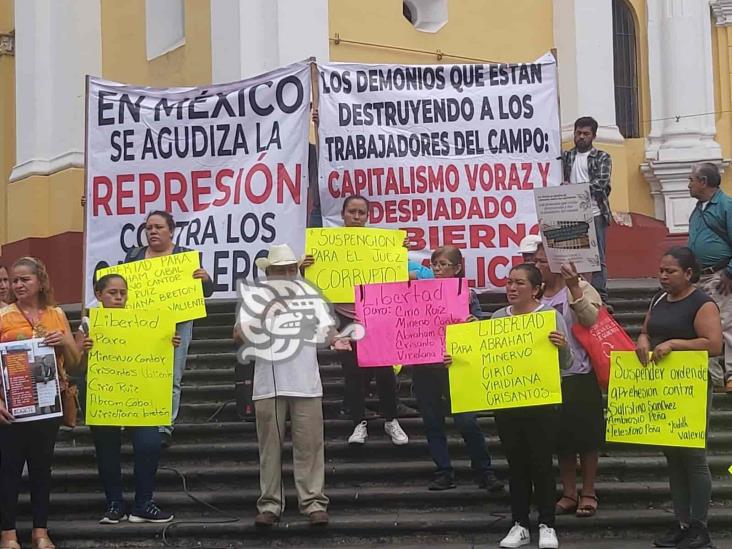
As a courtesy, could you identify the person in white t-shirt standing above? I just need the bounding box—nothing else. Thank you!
[234,244,348,529]
[561,116,613,303]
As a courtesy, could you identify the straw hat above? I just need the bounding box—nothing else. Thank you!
[255,244,302,271]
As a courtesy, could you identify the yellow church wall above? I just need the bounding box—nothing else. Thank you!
[100,0,211,87]
[713,21,732,193]
[0,0,14,245]
[6,169,84,242]
[4,0,213,248]
[328,0,554,65]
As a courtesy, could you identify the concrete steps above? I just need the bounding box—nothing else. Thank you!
[42,283,732,547]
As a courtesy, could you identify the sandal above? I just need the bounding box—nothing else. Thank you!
[0,541,21,549]
[32,538,55,549]
[555,495,578,515]
[576,494,599,518]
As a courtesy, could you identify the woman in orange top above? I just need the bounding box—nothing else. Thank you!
[0,257,80,549]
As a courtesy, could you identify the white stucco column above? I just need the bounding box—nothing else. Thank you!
[642,0,724,234]
[11,0,101,181]
[552,0,624,143]
[210,0,329,83]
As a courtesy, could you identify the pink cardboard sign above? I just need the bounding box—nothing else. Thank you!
[355,278,470,367]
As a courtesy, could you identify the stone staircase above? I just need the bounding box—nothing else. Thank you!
[16,284,732,547]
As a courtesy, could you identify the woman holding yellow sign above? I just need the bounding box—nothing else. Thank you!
[0,257,81,549]
[124,210,213,448]
[490,264,572,549]
[301,195,408,447]
[636,247,721,549]
[76,273,180,526]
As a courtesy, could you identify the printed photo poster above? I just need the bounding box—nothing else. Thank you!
[533,183,600,273]
[84,62,312,305]
[0,339,62,422]
[317,55,561,291]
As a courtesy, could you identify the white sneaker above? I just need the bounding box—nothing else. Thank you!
[499,522,530,548]
[538,524,559,549]
[348,421,368,444]
[384,419,409,445]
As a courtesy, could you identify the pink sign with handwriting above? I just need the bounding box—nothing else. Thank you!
[355,278,470,367]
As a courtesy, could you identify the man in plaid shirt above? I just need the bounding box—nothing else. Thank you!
[561,116,612,302]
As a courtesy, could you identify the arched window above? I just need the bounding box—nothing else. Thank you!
[612,0,640,138]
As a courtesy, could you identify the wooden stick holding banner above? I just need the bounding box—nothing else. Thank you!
[82,74,91,313]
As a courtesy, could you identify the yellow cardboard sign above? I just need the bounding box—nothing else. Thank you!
[86,308,175,426]
[606,351,708,449]
[447,311,560,413]
[97,251,206,323]
[304,228,408,303]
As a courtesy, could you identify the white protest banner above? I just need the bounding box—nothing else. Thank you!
[317,55,561,290]
[533,183,600,273]
[84,62,311,305]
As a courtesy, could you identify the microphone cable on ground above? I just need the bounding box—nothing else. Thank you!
[159,465,241,549]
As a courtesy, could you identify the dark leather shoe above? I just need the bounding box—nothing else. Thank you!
[677,521,712,549]
[308,510,329,527]
[254,511,279,527]
[653,523,688,547]
[428,472,456,491]
[478,471,505,493]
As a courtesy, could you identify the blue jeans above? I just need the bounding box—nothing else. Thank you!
[411,366,492,475]
[91,425,161,509]
[162,320,193,435]
[591,214,609,302]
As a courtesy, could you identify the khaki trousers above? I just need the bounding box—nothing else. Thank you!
[254,396,328,515]
[698,272,732,386]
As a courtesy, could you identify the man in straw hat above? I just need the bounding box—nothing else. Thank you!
[234,244,350,528]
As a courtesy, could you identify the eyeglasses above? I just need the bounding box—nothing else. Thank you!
[431,262,457,269]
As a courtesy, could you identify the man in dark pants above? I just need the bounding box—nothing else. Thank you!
[562,116,613,303]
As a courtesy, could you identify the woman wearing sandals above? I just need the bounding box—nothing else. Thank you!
[533,245,604,519]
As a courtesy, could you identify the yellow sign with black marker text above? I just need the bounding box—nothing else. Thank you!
[606,351,708,449]
[86,308,175,427]
[447,311,561,413]
[97,251,206,323]
[304,228,408,303]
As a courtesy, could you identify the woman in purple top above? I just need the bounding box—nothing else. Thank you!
[534,245,604,518]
